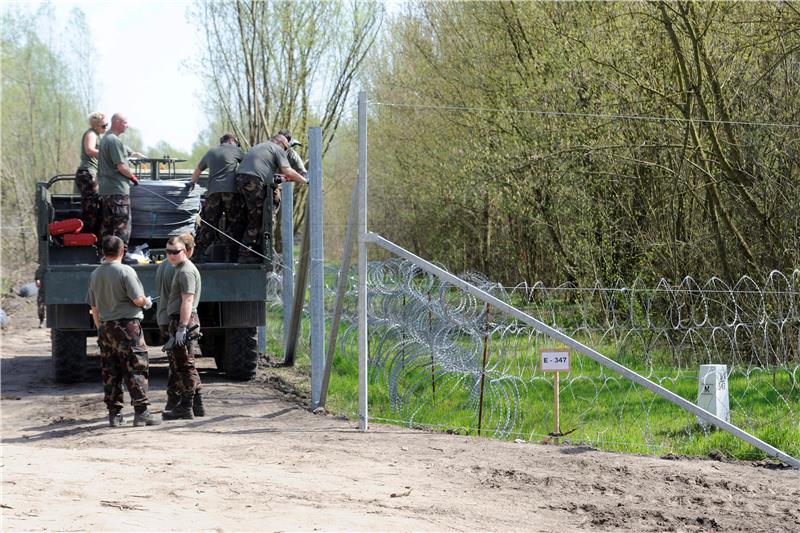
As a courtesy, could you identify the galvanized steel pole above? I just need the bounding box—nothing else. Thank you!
[357,91,369,431]
[308,127,324,409]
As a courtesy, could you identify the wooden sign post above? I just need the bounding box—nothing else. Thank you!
[540,348,571,442]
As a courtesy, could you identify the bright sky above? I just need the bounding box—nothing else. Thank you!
[37,0,207,153]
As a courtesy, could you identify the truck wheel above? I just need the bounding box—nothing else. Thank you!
[51,329,87,383]
[224,327,258,381]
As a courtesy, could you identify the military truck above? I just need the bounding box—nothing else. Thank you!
[37,158,272,383]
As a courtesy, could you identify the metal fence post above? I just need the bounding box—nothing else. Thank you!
[357,90,369,431]
[281,180,294,352]
[309,127,324,409]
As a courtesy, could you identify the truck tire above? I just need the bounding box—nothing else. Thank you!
[51,329,87,383]
[224,327,258,381]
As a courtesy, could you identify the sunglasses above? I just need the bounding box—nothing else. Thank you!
[165,248,185,255]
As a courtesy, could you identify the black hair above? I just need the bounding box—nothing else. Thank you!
[220,132,240,146]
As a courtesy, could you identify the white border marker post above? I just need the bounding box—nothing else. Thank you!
[541,348,571,441]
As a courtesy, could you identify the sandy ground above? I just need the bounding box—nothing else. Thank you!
[2,294,800,532]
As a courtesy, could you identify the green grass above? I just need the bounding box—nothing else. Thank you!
[266,300,800,462]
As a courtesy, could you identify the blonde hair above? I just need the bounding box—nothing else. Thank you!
[178,232,195,251]
[88,111,106,128]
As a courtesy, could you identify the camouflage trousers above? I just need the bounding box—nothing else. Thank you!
[235,174,269,258]
[195,192,245,257]
[100,194,131,246]
[75,168,101,238]
[98,318,150,411]
[166,313,202,400]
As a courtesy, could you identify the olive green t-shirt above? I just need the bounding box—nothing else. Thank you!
[166,260,201,317]
[86,261,144,321]
[98,132,131,196]
[199,143,245,194]
[237,142,289,186]
[79,128,100,177]
[154,260,175,327]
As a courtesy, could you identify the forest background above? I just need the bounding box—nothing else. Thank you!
[3,1,800,290]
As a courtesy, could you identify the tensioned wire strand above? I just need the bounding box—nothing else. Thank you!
[369,100,800,129]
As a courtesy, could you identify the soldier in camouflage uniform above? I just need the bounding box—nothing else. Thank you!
[87,235,159,427]
[74,112,107,239]
[34,264,46,327]
[161,234,204,420]
[188,133,245,262]
[155,232,206,416]
[154,244,176,406]
[234,134,307,264]
[98,113,141,249]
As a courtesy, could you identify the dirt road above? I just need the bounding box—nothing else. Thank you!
[2,295,799,531]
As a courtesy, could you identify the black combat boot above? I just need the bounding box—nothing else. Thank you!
[163,390,179,413]
[108,410,124,427]
[133,407,161,427]
[193,391,206,417]
[161,396,194,420]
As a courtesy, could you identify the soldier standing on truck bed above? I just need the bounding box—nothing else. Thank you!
[73,112,107,239]
[234,133,308,264]
[87,235,159,427]
[161,234,205,420]
[187,133,245,263]
[97,113,142,256]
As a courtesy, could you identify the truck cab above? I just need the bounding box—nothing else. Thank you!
[38,158,272,383]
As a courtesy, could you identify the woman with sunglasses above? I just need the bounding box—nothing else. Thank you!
[161,233,205,420]
[74,111,108,240]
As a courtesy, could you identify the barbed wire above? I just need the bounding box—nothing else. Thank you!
[319,259,798,457]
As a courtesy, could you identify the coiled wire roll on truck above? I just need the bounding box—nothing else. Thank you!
[37,158,271,383]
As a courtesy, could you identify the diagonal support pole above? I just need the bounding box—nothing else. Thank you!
[319,183,358,408]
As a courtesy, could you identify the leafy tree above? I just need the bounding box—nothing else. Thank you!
[192,0,383,234]
[364,1,800,286]
[1,5,87,270]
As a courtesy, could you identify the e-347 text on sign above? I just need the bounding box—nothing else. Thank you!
[540,349,570,372]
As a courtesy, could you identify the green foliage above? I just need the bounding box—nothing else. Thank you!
[365,2,800,286]
[1,5,88,268]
